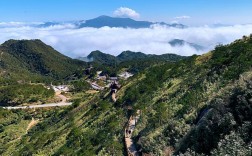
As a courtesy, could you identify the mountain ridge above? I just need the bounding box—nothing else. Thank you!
[79,15,187,28]
[77,50,186,65]
[36,15,186,29]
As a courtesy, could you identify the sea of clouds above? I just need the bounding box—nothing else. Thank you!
[0,22,252,58]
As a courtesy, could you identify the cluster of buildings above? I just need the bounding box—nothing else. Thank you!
[45,69,133,92]
[90,71,133,91]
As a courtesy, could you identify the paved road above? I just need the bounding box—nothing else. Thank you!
[2,92,72,110]
[3,102,72,109]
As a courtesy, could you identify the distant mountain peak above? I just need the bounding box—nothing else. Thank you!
[169,39,186,46]
[35,15,187,29]
[78,15,186,29]
[117,51,147,61]
[169,39,205,50]
[98,15,110,18]
[95,15,134,20]
[88,50,109,58]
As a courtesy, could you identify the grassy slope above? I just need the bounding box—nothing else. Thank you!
[0,107,74,155]
[2,91,128,156]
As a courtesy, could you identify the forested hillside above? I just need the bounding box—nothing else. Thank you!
[118,35,252,155]
[0,39,87,106]
[0,39,87,81]
[78,50,185,66]
[79,50,186,76]
[1,35,252,155]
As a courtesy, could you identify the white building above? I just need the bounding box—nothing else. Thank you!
[91,83,104,90]
[118,72,133,79]
[52,85,69,92]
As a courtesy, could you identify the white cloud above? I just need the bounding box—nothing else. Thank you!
[174,16,191,19]
[113,7,140,19]
[0,23,252,58]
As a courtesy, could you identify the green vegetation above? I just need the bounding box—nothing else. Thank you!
[0,39,87,82]
[79,50,185,76]
[1,35,252,155]
[70,80,90,92]
[87,50,118,66]
[82,51,186,78]
[0,107,67,155]
[117,36,252,155]
[0,39,89,106]
[1,92,127,156]
[0,83,54,106]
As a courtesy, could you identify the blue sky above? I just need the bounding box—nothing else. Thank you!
[0,0,252,25]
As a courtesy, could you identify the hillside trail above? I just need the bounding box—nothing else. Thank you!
[125,110,141,156]
[25,118,39,134]
[8,118,39,144]
[111,85,140,155]
[112,92,117,102]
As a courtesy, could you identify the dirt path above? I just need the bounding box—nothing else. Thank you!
[55,91,68,103]
[25,118,39,134]
[125,110,141,156]
[57,94,67,103]
[112,92,117,102]
[10,118,39,142]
